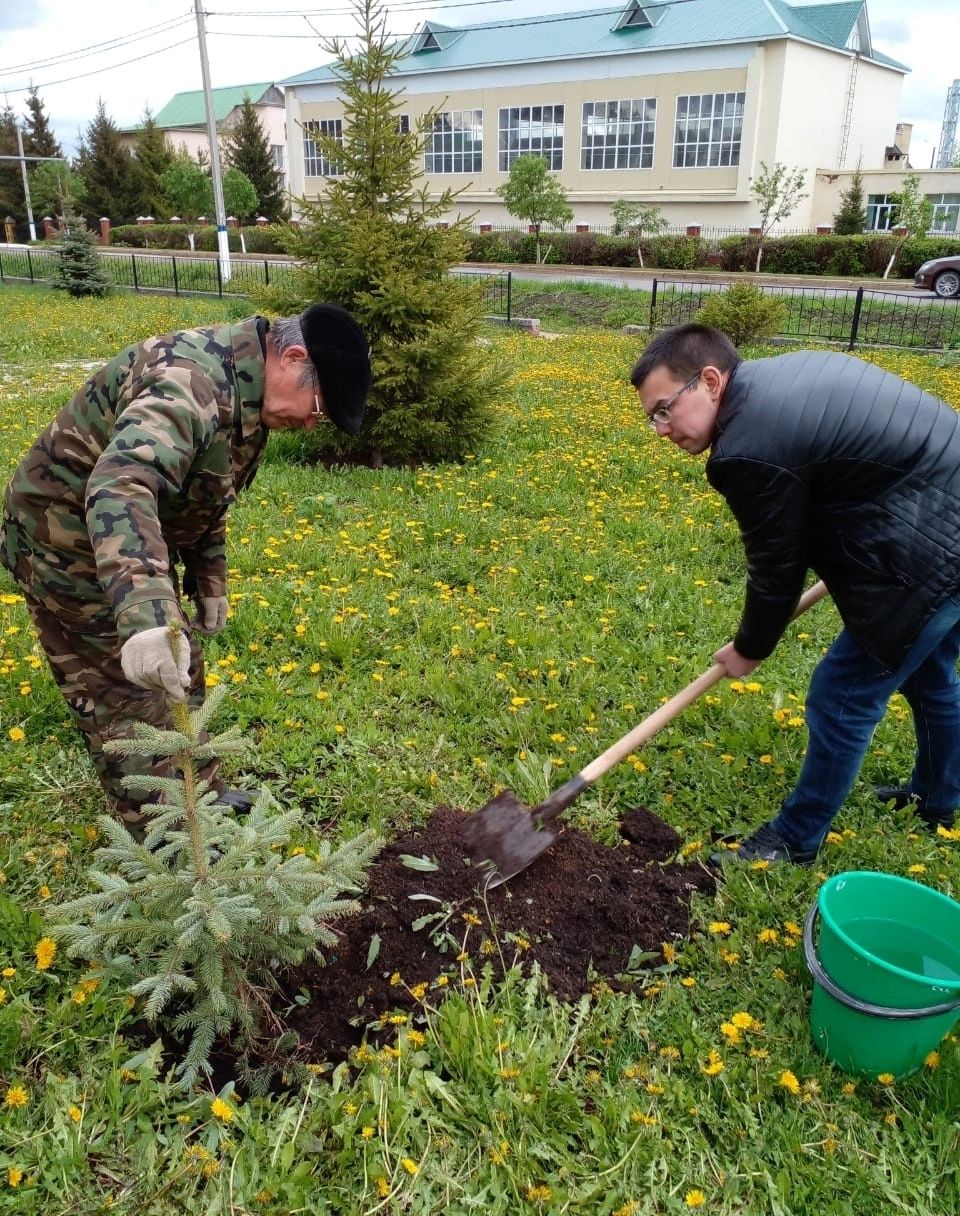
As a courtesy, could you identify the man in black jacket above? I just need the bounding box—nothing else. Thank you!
[630,323,960,864]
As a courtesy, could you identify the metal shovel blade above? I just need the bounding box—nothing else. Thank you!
[461,791,557,889]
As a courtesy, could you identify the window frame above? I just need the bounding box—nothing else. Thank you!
[302,118,344,178]
[672,92,745,169]
[424,109,484,175]
[498,104,565,172]
[581,97,657,171]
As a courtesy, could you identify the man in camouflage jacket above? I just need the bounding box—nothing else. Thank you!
[1,304,371,832]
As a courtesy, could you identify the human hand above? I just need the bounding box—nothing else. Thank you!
[196,595,229,634]
[120,626,191,700]
[713,641,763,678]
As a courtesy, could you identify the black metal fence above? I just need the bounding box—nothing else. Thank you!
[648,279,960,351]
[0,246,513,322]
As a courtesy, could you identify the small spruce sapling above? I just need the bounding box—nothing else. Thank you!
[48,627,379,1087]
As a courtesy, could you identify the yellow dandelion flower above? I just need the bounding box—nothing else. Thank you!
[685,1189,707,1207]
[4,1084,28,1108]
[757,928,779,944]
[702,1049,724,1076]
[210,1097,235,1122]
[7,1167,23,1187]
[842,1081,857,1094]
[720,1022,742,1045]
[680,976,696,988]
[8,726,24,743]
[709,921,731,935]
[69,1105,82,1123]
[361,1126,375,1140]
[525,1185,553,1202]
[1,967,14,978]
[779,1070,801,1095]
[877,1073,895,1086]
[925,1050,940,1070]
[884,1112,898,1126]
[401,1157,419,1176]
[35,937,57,970]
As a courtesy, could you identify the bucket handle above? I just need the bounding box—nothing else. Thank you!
[803,902,960,1021]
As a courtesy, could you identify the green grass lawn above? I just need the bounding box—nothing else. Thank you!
[2,284,960,1214]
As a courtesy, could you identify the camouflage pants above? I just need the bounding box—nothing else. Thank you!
[22,596,219,829]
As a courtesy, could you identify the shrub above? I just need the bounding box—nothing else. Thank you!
[695,282,785,346]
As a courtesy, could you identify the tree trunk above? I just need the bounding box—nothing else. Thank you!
[535,226,541,264]
[883,238,905,280]
[754,240,763,273]
[637,243,644,270]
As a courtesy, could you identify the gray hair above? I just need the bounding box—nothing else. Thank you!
[270,315,316,389]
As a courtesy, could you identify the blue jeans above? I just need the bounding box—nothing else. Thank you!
[772,595,960,853]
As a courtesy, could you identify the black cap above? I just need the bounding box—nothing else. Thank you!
[300,303,372,436]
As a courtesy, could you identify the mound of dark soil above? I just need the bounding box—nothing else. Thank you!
[283,804,715,1060]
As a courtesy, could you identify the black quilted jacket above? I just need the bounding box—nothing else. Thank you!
[706,349,960,670]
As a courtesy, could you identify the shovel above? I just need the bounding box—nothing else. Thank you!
[462,580,829,887]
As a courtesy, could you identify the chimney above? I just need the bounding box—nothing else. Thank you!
[895,122,913,154]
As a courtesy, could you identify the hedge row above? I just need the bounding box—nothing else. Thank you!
[465,230,960,278]
[110,223,285,254]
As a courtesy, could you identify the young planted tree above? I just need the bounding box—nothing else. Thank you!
[223,167,258,231]
[832,163,867,235]
[22,87,62,162]
[48,643,378,1088]
[133,108,175,219]
[159,153,212,248]
[496,153,573,263]
[50,203,111,297]
[260,0,502,466]
[29,161,87,223]
[222,95,285,221]
[882,172,933,279]
[76,99,148,226]
[610,199,668,268]
[750,161,807,272]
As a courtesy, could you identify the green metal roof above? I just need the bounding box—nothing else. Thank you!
[153,83,278,129]
[281,0,908,85]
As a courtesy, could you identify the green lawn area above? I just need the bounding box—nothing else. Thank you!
[2,284,960,1214]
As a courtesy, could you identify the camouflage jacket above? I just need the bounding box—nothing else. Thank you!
[1,318,268,641]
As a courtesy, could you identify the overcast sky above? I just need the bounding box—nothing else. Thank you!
[0,0,955,168]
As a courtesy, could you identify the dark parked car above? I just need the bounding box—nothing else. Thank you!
[914,255,960,299]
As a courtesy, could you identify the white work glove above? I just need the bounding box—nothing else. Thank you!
[120,626,191,701]
[196,595,229,634]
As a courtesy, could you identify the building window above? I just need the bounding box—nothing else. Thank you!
[673,92,744,167]
[928,193,960,233]
[581,98,656,170]
[498,105,564,171]
[397,114,410,135]
[271,144,285,171]
[302,118,343,178]
[866,194,897,231]
[424,110,483,174]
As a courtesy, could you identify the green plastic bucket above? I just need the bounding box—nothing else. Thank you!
[803,871,960,1077]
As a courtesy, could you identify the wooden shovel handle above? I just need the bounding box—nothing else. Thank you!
[535,580,829,823]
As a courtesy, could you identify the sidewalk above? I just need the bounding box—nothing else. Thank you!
[458,261,917,293]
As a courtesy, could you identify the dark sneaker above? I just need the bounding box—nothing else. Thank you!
[709,821,818,867]
[874,784,955,831]
[215,789,259,815]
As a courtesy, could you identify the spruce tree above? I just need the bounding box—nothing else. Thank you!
[50,204,111,297]
[133,108,175,219]
[0,105,23,223]
[22,87,62,161]
[223,95,285,221]
[76,99,148,225]
[260,0,502,466]
[833,164,867,235]
[48,641,378,1088]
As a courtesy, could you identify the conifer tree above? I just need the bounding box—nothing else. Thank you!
[223,95,285,221]
[133,107,175,218]
[76,99,148,225]
[260,0,502,466]
[48,638,378,1087]
[50,203,111,297]
[22,87,62,161]
[0,104,23,222]
[833,164,867,235]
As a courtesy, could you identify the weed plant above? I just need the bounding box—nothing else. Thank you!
[1,284,960,1212]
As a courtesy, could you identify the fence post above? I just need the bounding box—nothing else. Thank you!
[27,247,34,283]
[0,251,4,283]
[848,287,864,351]
[216,256,223,298]
[264,258,270,286]
[506,270,512,323]
[650,278,658,327]
[131,254,138,291]
[172,255,179,296]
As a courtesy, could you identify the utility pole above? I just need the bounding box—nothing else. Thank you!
[193,0,231,281]
[15,123,37,241]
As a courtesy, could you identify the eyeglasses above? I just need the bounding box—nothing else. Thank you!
[645,372,701,429]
